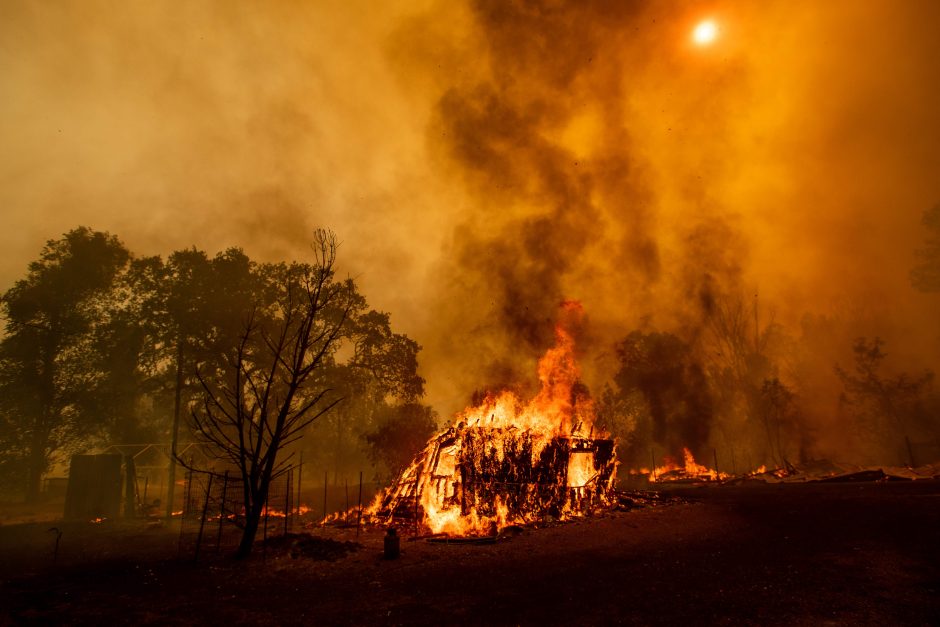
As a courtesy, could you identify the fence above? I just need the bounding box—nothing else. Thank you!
[177,467,384,561]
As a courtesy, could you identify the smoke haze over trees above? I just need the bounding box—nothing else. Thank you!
[0,228,432,501]
[1,1,940,476]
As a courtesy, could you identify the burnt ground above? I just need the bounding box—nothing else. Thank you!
[1,481,939,626]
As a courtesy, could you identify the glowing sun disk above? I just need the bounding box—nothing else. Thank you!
[693,20,718,45]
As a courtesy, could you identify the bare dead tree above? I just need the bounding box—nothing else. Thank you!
[188,229,350,558]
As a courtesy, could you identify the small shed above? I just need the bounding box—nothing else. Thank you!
[63,454,124,520]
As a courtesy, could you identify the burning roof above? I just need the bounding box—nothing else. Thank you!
[369,301,618,536]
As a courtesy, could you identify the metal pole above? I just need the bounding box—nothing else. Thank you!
[181,464,192,519]
[262,492,270,563]
[217,470,228,552]
[194,474,213,563]
[712,448,719,475]
[284,470,291,536]
[323,471,328,524]
[176,470,190,558]
[650,449,656,481]
[166,340,184,519]
[297,452,303,518]
[187,457,194,514]
[356,471,363,538]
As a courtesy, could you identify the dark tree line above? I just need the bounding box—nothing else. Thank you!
[599,288,939,471]
[0,227,434,506]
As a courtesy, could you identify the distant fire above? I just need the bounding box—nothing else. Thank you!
[648,448,730,483]
[369,301,617,536]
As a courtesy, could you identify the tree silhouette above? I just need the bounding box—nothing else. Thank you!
[758,378,797,467]
[613,330,713,460]
[0,228,129,500]
[363,402,438,481]
[189,229,352,558]
[836,337,933,462]
[162,247,263,518]
[313,307,427,482]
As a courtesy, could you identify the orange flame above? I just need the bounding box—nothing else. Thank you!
[648,448,730,482]
[366,301,617,536]
[458,301,593,441]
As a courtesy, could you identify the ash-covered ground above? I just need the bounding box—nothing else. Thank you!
[1,481,938,625]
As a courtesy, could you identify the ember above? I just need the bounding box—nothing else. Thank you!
[369,301,617,536]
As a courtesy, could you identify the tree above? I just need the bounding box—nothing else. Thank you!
[836,337,934,462]
[594,382,645,466]
[911,203,940,293]
[757,378,797,467]
[162,247,263,517]
[363,402,438,480]
[88,255,170,444]
[703,289,803,466]
[0,228,130,500]
[312,307,427,483]
[189,230,352,558]
[612,330,714,460]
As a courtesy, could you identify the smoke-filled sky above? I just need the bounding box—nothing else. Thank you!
[2,0,939,417]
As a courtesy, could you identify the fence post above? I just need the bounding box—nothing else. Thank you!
[176,462,193,557]
[217,470,228,553]
[284,470,291,536]
[262,493,270,563]
[322,471,328,524]
[297,453,303,518]
[356,471,363,538]
[194,473,214,563]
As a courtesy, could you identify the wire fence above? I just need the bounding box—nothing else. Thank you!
[176,468,384,561]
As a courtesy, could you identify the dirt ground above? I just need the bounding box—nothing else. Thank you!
[1,480,938,626]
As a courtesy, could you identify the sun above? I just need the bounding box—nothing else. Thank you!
[692,19,718,45]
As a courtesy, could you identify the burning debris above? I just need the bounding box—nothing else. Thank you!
[369,302,617,536]
[628,454,940,485]
[648,448,731,483]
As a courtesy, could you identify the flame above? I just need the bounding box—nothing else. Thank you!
[567,452,596,488]
[648,448,730,482]
[366,301,617,536]
[458,301,593,441]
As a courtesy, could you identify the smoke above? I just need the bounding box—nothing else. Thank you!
[396,0,940,461]
[0,0,446,327]
[403,0,758,404]
[2,1,940,460]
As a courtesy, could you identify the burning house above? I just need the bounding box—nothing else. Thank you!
[370,302,618,536]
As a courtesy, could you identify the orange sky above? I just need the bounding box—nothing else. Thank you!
[1,0,938,417]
